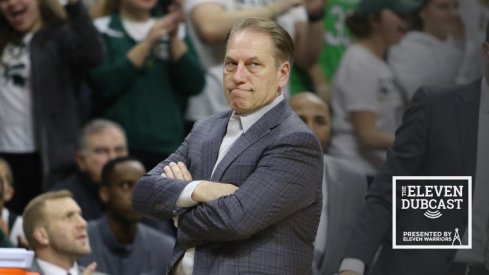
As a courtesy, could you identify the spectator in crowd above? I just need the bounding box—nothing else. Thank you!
[0,0,104,214]
[23,190,106,275]
[328,0,421,181]
[133,18,323,274]
[388,0,467,100]
[0,157,25,247]
[290,92,367,275]
[88,0,205,169]
[79,157,174,275]
[183,0,324,124]
[0,177,14,248]
[50,119,128,221]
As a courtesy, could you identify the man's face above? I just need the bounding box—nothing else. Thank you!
[43,198,90,258]
[223,30,290,115]
[76,128,128,183]
[290,94,330,151]
[101,161,145,224]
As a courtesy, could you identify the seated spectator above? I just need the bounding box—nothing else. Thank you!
[49,119,128,221]
[79,157,174,275]
[388,0,467,100]
[23,190,107,275]
[290,92,367,275]
[0,0,104,215]
[0,157,25,247]
[0,177,14,247]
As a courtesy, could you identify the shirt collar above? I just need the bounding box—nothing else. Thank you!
[234,93,284,133]
[481,77,489,114]
[37,258,78,275]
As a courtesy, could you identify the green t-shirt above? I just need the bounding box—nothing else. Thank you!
[290,0,359,94]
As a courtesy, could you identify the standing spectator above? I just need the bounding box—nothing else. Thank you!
[329,0,421,180]
[183,0,324,124]
[0,157,25,247]
[49,119,128,221]
[79,157,174,275]
[23,190,106,275]
[0,0,104,214]
[88,0,205,169]
[388,0,467,100]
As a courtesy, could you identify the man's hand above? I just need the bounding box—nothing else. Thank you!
[81,262,97,275]
[162,162,192,180]
[192,181,239,203]
[339,271,361,275]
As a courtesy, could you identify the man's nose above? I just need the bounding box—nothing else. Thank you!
[233,63,247,83]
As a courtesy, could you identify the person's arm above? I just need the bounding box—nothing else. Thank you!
[189,0,301,44]
[351,111,395,150]
[89,10,184,100]
[176,131,323,246]
[293,0,325,69]
[62,0,104,70]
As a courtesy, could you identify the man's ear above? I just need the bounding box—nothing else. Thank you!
[99,186,110,204]
[75,151,87,172]
[277,62,291,91]
[33,227,49,246]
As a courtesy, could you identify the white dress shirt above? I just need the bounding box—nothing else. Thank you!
[37,258,79,275]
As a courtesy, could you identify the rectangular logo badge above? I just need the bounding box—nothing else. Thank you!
[392,176,472,249]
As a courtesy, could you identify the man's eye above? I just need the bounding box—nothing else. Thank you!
[225,62,237,71]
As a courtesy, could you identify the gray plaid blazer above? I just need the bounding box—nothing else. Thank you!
[132,99,323,274]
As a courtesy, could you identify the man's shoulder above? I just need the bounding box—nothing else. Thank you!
[413,78,481,104]
[48,172,83,191]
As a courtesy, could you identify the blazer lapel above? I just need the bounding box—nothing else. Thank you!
[454,80,481,178]
[211,100,290,182]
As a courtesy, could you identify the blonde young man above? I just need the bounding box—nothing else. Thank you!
[23,190,106,275]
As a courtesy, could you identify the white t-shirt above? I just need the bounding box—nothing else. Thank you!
[329,44,404,175]
[388,31,465,100]
[184,0,306,121]
[0,34,36,153]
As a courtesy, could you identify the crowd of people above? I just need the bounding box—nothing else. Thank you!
[1,0,489,273]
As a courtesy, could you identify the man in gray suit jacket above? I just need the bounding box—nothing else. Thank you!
[290,92,367,275]
[23,190,106,275]
[132,17,324,275]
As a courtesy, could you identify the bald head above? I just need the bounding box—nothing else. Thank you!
[289,92,330,151]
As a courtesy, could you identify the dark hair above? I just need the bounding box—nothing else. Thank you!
[101,156,142,186]
[226,17,295,67]
[346,12,381,39]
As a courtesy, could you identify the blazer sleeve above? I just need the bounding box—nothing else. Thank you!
[344,87,433,266]
[176,131,323,246]
[132,132,194,220]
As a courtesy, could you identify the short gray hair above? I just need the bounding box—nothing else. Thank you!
[78,119,125,151]
[226,17,295,67]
